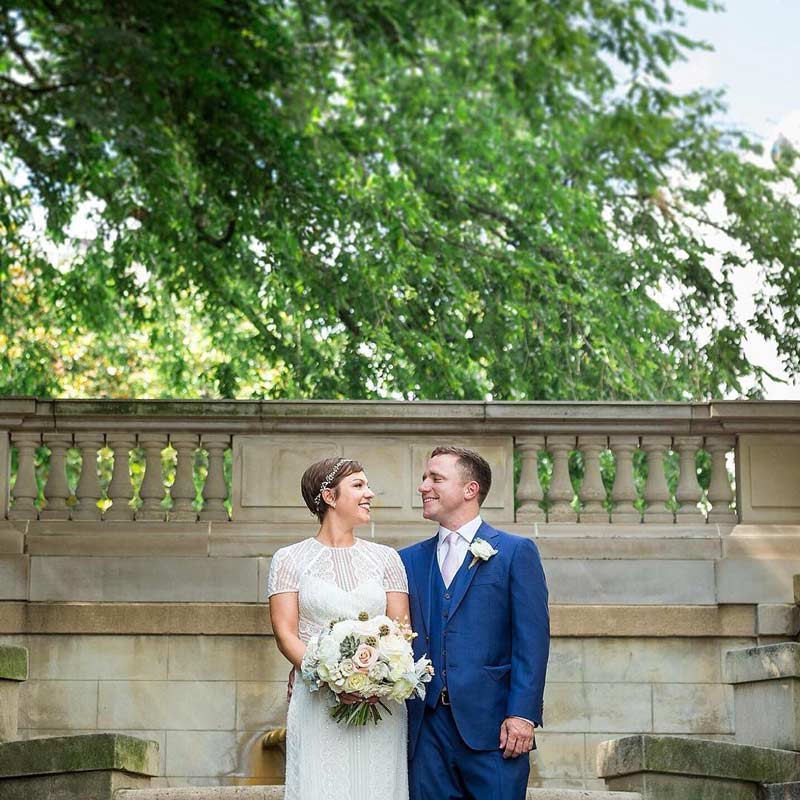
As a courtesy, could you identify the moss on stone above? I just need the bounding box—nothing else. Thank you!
[0,646,28,681]
[0,734,159,778]
[598,735,800,785]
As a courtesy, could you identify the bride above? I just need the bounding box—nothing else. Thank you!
[268,457,410,800]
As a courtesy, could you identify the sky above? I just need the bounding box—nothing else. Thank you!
[668,0,800,399]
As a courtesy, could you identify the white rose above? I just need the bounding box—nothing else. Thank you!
[318,636,340,664]
[339,658,356,677]
[352,619,377,638]
[378,634,409,661]
[329,620,356,643]
[469,538,498,561]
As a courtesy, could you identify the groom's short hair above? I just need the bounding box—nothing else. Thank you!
[431,446,492,506]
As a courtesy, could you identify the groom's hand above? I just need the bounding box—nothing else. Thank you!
[499,717,535,759]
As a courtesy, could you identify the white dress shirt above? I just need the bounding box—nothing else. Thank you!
[436,515,483,573]
[435,515,537,730]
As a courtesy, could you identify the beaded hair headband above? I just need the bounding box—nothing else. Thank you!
[313,458,351,511]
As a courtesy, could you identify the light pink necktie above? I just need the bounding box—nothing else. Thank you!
[441,531,462,588]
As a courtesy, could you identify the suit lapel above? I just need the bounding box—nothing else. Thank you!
[415,534,438,638]
[446,521,499,623]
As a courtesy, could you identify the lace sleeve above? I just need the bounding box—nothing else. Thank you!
[267,547,300,596]
[382,547,409,593]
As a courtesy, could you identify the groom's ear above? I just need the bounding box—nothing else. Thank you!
[463,480,480,501]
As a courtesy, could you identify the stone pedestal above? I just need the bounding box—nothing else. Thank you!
[597,734,800,799]
[0,733,159,800]
[0,644,28,742]
[726,643,800,751]
[764,784,800,799]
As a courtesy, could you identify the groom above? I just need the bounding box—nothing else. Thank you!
[399,446,550,800]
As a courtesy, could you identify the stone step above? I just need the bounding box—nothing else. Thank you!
[764,783,800,800]
[117,787,642,800]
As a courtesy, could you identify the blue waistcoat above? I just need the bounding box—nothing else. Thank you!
[425,552,471,708]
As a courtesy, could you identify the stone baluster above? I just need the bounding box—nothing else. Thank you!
[608,436,640,522]
[577,435,609,523]
[104,434,136,521]
[170,433,200,522]
[72,433,104,520]
[200,433,231,521]
[137,433,168,521]
[547,435,577,522]
[515,436,545,523]
[641,436,674,523]
[0,432,10,519]
[39,433,73,520]
[706,435,737,523]
[8,432,40,520]
[673,435,705,523]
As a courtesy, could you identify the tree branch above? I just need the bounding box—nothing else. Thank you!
[0,74,82,95]
[1,17,42,82]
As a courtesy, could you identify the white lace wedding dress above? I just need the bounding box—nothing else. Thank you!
[267,537,410,800]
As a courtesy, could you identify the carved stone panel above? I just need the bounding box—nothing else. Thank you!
[738,434,800,523]
[232,435,514,523]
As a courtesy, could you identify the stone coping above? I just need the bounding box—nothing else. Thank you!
[0,601,757,637]
[0,645,27,681]
[726,642,800,684]
[0,733,159,778]
[2,397,799,434]
[597,735,800,785]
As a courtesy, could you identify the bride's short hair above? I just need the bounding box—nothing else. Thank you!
[301,457,363,521]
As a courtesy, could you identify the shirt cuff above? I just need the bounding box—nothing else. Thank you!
[510,716,537,727]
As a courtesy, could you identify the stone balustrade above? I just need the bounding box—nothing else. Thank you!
[2,398,800,525]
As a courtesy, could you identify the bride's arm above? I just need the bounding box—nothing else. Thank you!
[269,592,306,670]
[386,591,410,623]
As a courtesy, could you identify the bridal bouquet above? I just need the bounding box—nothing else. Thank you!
[300,611,434,726]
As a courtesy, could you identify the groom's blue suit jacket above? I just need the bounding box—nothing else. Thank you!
[400,522,550,755]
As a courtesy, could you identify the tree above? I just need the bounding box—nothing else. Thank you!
[1,0,798,400]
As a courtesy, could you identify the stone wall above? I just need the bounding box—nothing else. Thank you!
[2,518,798,789]
[1,400,800,789]
[0,626,770,789]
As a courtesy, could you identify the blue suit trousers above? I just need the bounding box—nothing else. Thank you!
[409,703,530,800]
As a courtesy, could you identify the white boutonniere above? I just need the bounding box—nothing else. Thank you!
[468,537,498,569]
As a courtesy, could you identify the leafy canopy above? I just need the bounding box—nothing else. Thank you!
[1,0,798,399]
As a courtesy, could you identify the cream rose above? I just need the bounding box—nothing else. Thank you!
[389,675,415,702]
[344,671,368,694]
